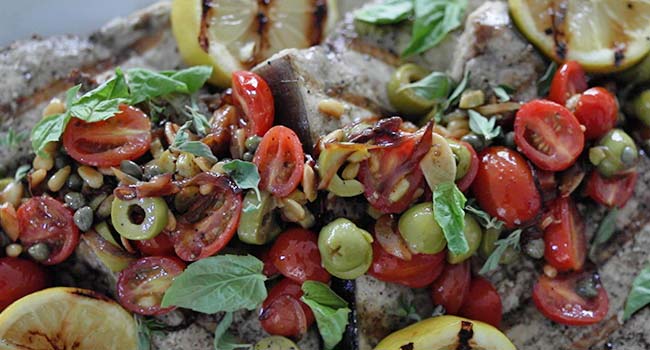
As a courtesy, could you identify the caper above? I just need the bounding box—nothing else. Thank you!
[242,152,254,162]
[590,129,638,178]
[143,164,164,181]
[96,195,115,219]
[387,64,436,116]
[575,275,599,299]
[237,190,281,245]
[398,203,446,254]
[74,206,94,232]
[111,197,169,240]
[621,146,637,167]
[67,173,83,191]
[88,193,108,211]
[447,140,472,180]
[27,242,50,262]
[245,136,262,153]
[524,238,545,259]
[503,131,516,148]
[64,192,86,211]
[461,133,484,152]
[632,89,650,127]
[447,214,483,264]
[120,160,143,180]
[254,336,300,350]
[318,218,373,279]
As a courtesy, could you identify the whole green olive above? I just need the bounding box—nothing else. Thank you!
[398,203,446,254]
[237,190,281,245]
[461,133,485,152]
[318,218,373,280]
[447,214,482,264]
[589,129,638,178]
[111,197,168,240]
[632,90,650,127]
[387,64,436,116]
[447,139,472,180]
[254,336,300,350]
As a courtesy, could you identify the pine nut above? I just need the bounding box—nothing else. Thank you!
[318,99,345,119]
[342,162,360,180]
[543,264,558,279]
[47,166,71,192]
[0,181,24,208]
[165,210,177,231]
[348,150,370,163]
[164,122,180,146]
[5,243,23,257]
[282,198,306,222]
[30,169,48,188]
[302,164,317,202]
[194,157,214,172]
[200,183,214,195]
[42,98,65,117]
[211,161,227,174]
[0,203,20,241]
[33,155,54,171]
[111,167,138,185]
[97,167,115,176]
[388,178,410,203]
[177,153,200,178]
[150,137,164,159]
[78,166,104,189]
[297,210,315,229]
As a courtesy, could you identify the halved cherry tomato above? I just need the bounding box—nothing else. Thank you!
[117,256,186,315]
[533,272,609,326]
[259,278,315,337]
[253,126,304,198]
[430,261,471,315]
[472,147,541,228]
[534,168,557,201]
[585,171,638,208]
[259,247,280,277]
[574,87,618,140]
[0,257,48,310]
[63,104,151,167]
[457,276,502,328]
[456,141,479,192]
[269,228,330,284]
[548,61,587,105]
[170,173,242,261]
[17,196,79,265]
[543,197,586,272]
[368,240,445,288]
[135,232,175,256]
[514,100,584,171]
[232,71,274,137]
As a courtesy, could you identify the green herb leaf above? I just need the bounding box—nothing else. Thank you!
[128,69,189,105]
[446,70,470,109]
[0,127,28,150]
[433,182,468,256]
[589,208,619,261]
[14,164,31,182]
[301,281,350,350]
[537,61,558,97]
[222,160,261,202]
[395,296,422,322]
[213,312,252,350]
[465,204,504,230]
[172,122,218,162]
[167,66,213,93]
[402,0,467,57]
[396,71,452,103]
[492,85,514,102]
[468,110,501,140]
[355,0,413,24]
[479,229,522,275]
[30,113,71,157]
[623,265,650,321]
[68,69,130,122]
[136,316,167,350]
[161,255,267,314]
[186,103,212,136]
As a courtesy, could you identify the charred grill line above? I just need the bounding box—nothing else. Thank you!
[457,321,474,350]
[198,0,212,52]
[551,1,568,60]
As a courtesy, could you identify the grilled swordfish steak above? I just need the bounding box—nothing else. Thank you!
[1,1,649,350]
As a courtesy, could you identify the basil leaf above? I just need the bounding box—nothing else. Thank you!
[396,71,452,103]
[465,204,504,230]
[186,103,212,136]
[172,122,218,162]
[492,85,514,102]
[222,160,261,202]
[623,265,650,321]
[479,229,522,275]
[169,66,213,93]
[30,113,71,157]
[402,0,467,57]
[136,317,152,350]
[446,69,470,109]
[14,164,31,182]
[301,281,350,350]
[589,208,619,261]
[213,312,251,350]
[128,69,189,104]
[355,0,413,24]
[537,61,558,97]
[161,255,267,314]
[433,182,468,256]
[468,110,501,140]
[68,69,129,123]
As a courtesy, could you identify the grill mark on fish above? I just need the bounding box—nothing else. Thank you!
[198,0,212,52]
[457,321,474,350]
[310,0,328,45]
[551,1,568,60]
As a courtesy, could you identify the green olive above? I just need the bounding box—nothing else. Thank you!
[0,178,12,191]
[387,64,435,116]
[237,190,281,245]
[254,336,300,350]
[589,129,638,178]
[398,203,446,254]
[447,139,472,180]
[318,218,373,279]
[460,133,485,152]
[632,90,650,127]
[447,214,482,264]
[111,197,168,240]
[479,228,500,259]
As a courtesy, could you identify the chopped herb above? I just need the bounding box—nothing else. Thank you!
[433,182,468,256]
[301,281,351,350]
[68,69,130,123]
[355,0,413,24]
[623,265,650,321]
[537,62,558,97]
[136,316,167,350]
[172,122,218,162]
[14,164,31,182]
[589,209,618,261]
[213,312,252,350]
[396,71,452,103]
[0,128,28,150]
[403,0,467,57]
[492,84,514,102]
[222,160,261,202]
[446,70,470,109]
[468,110,502,140]
[395,296,422,322]
[465,204,504,230]
[187,102,211,137]
[479,229,522,275]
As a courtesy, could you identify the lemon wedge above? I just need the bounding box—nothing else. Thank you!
[171,0,337,87]
[0,287,137,350]
[374,315,516,350]
[509,0,650,72]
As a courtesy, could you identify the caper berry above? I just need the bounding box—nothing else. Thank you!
[447,214,483,264]
[74,206,94,232]
[461,133,485,152]
[575,275,599,299]
[524,238,545,259]
[245,136,262,153]
[387,64,436,116]
[590,129,638,178]
[143,164,164,181]
[64,192,86,211]
[27,242,50,262]
[242,152,254,162]
[254,336,299,350]
[447,140,473,180]
[111,197,169,240]
[67,173,83,191]
[398,203,446,254]
[318,218,373,279]
[120,160,143,180]
[237,190,281,245]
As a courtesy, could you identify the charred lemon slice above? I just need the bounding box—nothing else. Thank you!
[509,0,650,72]
[374,316,516,350]
[171,0,337,87]
[0,287,137,350]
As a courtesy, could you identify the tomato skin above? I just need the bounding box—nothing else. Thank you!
[17,196,79,265]
[457,276,503,328]
[514,100,584,171]
[543,197,586,272]
[430,261,471,315]
[260,278,315,337]
[533,273,609,326]
[548,61,588,105]
[253,126,304,198]
[63,104,151,167]
[135,232,175,256]
[0,257,48,310]
[117,256,186,315]
[471,147,541,229]
[369,240,445,288]
[585,170,637,209]
[232,71,274,137]
[456,141,479,192]
[574,87,618,140]
[269,228,330,284]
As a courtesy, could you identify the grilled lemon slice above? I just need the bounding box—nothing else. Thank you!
[171,0,337,87]
[0,287,137,350]
[509,0,650,73]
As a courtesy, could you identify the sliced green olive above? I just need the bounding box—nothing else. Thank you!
[237,190,281,245]
[589,129,638,178]
[319,218,373,279]
[447,214,482,264]
[254,336,300,350]
[111,197,168,240]
[387,64,436,116]
[81,230,136,272]
[447,139,472,180]
[398,203,446,254]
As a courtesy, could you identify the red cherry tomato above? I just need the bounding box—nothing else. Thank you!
[430,261,471,315]
[543,197,586,272]
[455,141,479,192]
[232,71,274,137]
[514,100,584,171]
[63,104,151,167]
[369,240,445,288]
[457,276,503,328]
[117,256,186,315]
[170,173,242,261]
[17,196,79,265]
[534,168,557,201]
[0,257,48,310]
[260,278,315,337]
[253,126,304,198]
[135,232,175,256]
[574,87,618,140]
[269,228,330,284]
[548,61,587,105]
[585,170,637,209]
[533,272,609,326]
[471,147,541,228]
[259,247,281,277]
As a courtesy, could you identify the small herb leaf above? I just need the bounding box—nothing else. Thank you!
[30,113,71,157]
[213,312,251,350]
[222,160,261,202]
[589,208,619,261]
[403,0,467,57]
[479,229,522,275]
[68,69,130,123]
[433,182,468,256]
[14,164,31,182]
[492,85,514,102]
[623,265,650,321]
[465,204,504,230]
[468,110,501,140]
[301,281,350,350]
[0,128,28,150]
[355,0,413,24]
[396,71,452,103]
[537,62,558,97]
[446,70,470,109]
[172,122,217,162]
